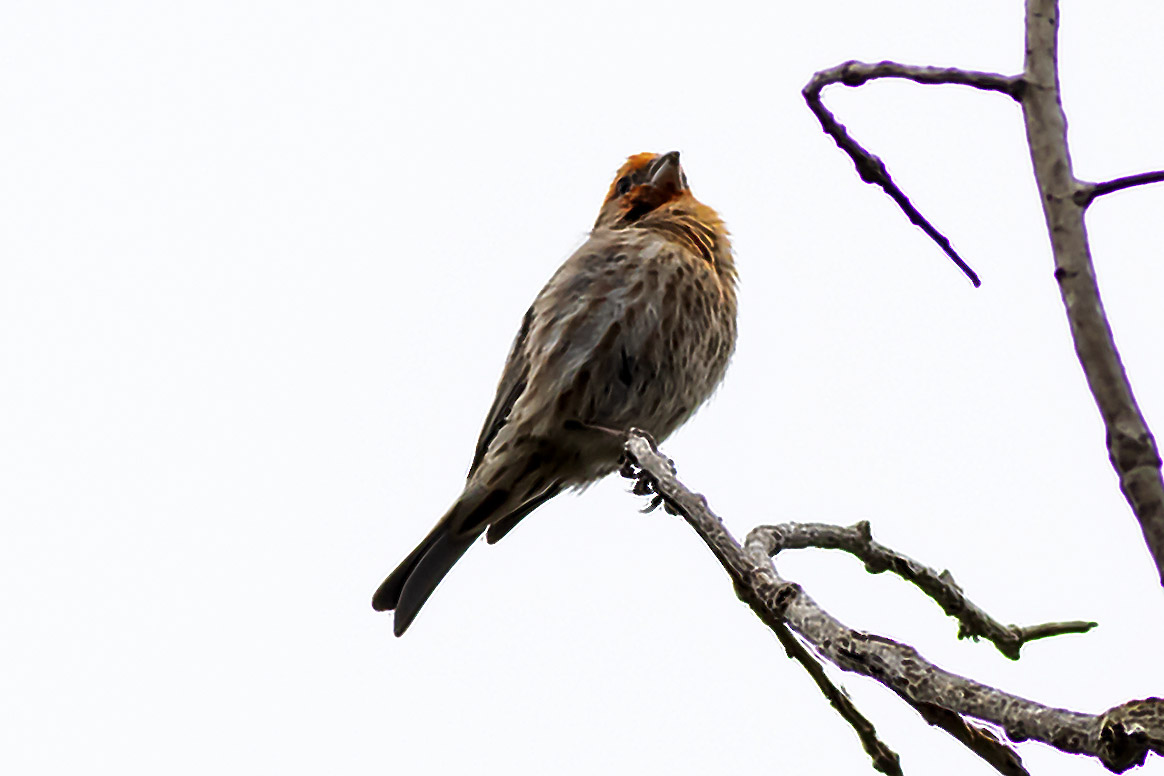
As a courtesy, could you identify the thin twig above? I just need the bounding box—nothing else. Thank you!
[1075,170,1164,207]
[821,61,1023,95]
[1019,0,1164,584]
[622,431,1164,773]
[749,521,1096,660]
[767,616,903,775]
[802,61,1022,287]
[906,701,1028,776]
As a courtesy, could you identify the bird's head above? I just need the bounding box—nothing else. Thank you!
[594,151,692,228]
[593,152,733,277]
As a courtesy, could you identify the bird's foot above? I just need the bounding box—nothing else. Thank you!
[627,426,660,451]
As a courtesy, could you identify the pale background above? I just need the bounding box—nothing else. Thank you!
[4,1,1164,774]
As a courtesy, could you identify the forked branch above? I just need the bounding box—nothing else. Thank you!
[623,431,1164,773]
[1019,0,1164,583]
[802,61,1023,287]
[751,521,1095,660]
[803,0,1164,584]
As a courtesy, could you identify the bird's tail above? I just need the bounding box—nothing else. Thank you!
[372,488,508,636]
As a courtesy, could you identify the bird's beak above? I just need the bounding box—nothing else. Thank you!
[648,151,685,192]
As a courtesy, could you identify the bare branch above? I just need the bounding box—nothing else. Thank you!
[1019,0,1164,584]
[906,701,1028,776]
[809,60,1023,96]
[622,431,1164,772]
[802,60,1022,288]
[748,521,1096,660]
[803,3,1164,585]
[767,617,903,775]
[1075,171,1164,207]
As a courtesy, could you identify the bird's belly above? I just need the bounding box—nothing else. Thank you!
[544,317,732,482]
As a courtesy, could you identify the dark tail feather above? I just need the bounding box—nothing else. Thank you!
[373,484,564,635]
[372,488,506,636]
[370,517,457,611]
[485,483,564,544]
[375,523,478,636]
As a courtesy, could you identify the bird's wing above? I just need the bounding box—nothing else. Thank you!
[467,305,534,477]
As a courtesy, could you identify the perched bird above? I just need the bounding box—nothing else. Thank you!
[373,151,737,635]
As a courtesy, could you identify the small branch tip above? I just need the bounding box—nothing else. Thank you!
[802,60,1015,287]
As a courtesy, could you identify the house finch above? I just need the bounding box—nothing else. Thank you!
[373,151,737,635]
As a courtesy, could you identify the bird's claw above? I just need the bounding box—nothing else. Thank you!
[640,494,664,513]
[628,427,660,451]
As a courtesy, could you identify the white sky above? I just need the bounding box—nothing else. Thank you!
[4,1,1164,774]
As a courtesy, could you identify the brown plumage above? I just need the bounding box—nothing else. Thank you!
[373,151,737,635]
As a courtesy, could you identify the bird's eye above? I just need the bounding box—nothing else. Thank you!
[615,176,632,196]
